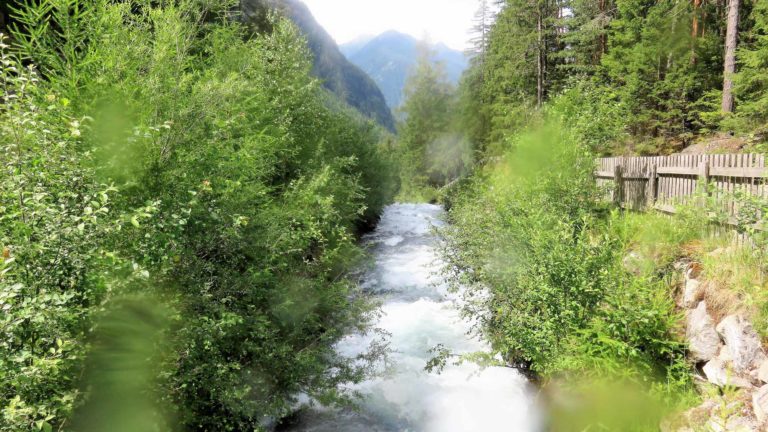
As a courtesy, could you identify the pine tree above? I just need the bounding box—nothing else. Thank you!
[469,0,496,59]
[722,0,741,112]
[398,43,456,183]
[559,0,615,73]
[734,0,768,130]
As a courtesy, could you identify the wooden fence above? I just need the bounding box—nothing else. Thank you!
[595,154,767,230]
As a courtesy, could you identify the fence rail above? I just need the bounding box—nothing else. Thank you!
[595,154,767,231]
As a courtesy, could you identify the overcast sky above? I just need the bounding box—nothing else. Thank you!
[301,0,478,50]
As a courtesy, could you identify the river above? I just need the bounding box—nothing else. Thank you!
[285,203,539,432]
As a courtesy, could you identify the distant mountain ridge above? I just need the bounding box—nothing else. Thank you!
[341,31,469,110]
[239,0,395,131]
[339,35,375,58]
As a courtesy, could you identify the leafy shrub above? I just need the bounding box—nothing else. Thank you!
[547,81,628,156]
[442,117,691,396]
[0,37,124,431]
[1,0,397,429]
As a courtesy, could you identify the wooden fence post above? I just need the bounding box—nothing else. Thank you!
[647,164,658,208]
[699,160,711,195]
[614,163,624,207]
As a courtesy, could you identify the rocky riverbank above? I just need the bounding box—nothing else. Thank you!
[666,256,768,431]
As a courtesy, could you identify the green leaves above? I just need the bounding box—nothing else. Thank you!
[442,114,689,399]
[2,2,395,430]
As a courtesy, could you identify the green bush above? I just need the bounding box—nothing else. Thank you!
[1,1,396,430]
[0,36,122,432]
[442,117,691,395]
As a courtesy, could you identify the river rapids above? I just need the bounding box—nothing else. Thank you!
[285,204,539,432]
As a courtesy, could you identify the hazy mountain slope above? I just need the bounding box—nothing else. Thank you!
[342,31,468,109]
[239,0,395,131]
[339,34,375,58]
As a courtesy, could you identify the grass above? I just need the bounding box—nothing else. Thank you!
[615,208,768,335]
[697,237,768,335]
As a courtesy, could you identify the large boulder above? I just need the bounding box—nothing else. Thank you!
[753,385,768,424]
[681,279,703,309]
[702,355,753,388]
[706,398,759,432]
[723,416,758,432]
[756,360,768,384]
[716,315,766,374]
[686,301,722,362]
[680,399,718,429]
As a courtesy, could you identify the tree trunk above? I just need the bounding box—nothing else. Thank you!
[691,0,703,64]
[537,1,544,108]
[599,0,608,57]
[721,0,739,113]
[692,0,703,38]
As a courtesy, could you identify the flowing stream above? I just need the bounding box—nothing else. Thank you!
[285,203,539,432]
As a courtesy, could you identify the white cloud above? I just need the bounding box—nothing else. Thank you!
[301,0,478,50]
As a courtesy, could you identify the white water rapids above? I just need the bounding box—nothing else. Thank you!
[285,204,540,432]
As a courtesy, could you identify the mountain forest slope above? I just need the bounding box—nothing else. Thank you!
[1,0,395,131]
[342,31,468,109]
[241,0,395,130]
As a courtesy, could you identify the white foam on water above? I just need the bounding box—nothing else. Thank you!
[382,235,405,247]
[287,204,539,432]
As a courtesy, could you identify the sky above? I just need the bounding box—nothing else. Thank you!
[301,0,478,50]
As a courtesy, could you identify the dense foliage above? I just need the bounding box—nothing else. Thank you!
[442,111,691,378]
[440,109,699,430]
[730,0,768,136]
[0,1,397,430]
[412,0,768,427]
[394,47,474,200]
[240,0,396,131]
[461,0,765,156]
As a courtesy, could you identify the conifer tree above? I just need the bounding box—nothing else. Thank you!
[734,0,768,129]
[398,44,455,182]
[722,0,740,113]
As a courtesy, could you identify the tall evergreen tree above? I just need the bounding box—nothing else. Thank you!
[722,0,741,112]
[398,44,457,184]
[734,0,768,130]
[469,0,496,59]
[558,0,615,73]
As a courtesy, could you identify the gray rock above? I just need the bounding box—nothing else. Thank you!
[702,356,753,388]
[753,384,768,424]
[757,360,768,384]
[716,315,767,374]
[680,399,718,428]
[721,345,734,362]
[686,301,722,362]
[725,416,758,431]
[707,400,759,431]
[682,279,703,309]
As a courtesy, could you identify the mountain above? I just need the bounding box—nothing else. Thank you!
[339,35,375,58]
[341,31,469,110]
[239,0,395,131]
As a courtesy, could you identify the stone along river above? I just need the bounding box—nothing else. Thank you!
[286,204,539,432]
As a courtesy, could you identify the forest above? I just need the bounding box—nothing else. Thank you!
[399,0,768,429]
[1,0,768,431]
